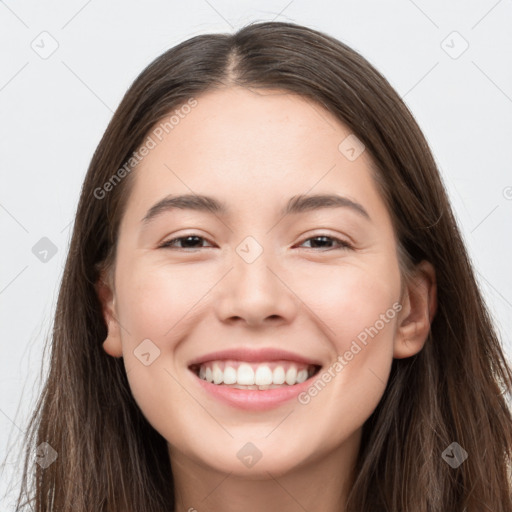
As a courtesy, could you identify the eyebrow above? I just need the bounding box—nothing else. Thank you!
[141,193,371,225]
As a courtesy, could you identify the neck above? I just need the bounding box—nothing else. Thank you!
[170,428,361,512]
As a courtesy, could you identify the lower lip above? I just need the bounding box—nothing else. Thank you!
[190,369,319,411]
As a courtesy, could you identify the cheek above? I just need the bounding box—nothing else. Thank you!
[296,259,401,346]
[113,265,200,435]
[296,261,399,402]
[116,262,215,344]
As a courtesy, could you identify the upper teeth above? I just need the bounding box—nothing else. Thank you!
[196,360,315,386]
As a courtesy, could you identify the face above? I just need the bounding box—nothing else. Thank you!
[98,86,434,477]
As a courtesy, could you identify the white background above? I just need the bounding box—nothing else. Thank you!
[1,0,511,508]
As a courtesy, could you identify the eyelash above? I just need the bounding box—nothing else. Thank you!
[158,234,354,251]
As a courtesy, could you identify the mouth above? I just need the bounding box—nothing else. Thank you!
[186,347,324,410]
[188,360,322,390]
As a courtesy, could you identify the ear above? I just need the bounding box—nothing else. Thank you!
[95,270,123,358]
[394,260,437,359]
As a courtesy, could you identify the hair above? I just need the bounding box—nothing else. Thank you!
[12,19,512,512]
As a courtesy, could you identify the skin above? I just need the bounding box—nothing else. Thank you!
[97,86,437,512]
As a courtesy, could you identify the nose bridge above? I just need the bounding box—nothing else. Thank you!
[235,238,275,291]
[215,234,297,326]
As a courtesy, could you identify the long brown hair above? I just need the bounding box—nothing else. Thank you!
[13,20,512,511]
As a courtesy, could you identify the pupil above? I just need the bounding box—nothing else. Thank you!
[312,236,330,248]
[182,236,201,248]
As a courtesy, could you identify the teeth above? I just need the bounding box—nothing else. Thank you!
[255,365,273,386]
[296,369,308,383]
[212,363,223,384]
[194,360,318,388]
[285,367,297,385]
[223,365,237,385]
[273,366,285,384]
[237,363,255,385]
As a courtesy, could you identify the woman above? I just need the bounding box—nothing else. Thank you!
[16,20,512,512]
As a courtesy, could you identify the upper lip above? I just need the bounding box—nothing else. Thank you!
[187,347,323,367]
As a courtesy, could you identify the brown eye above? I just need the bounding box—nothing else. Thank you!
[298,235,353,251]
[159,235,213,250]
[158,234,353,251]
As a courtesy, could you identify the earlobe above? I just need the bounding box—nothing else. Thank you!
[102,334,123,358]
[394,260,437,359]
[95,274,123,358]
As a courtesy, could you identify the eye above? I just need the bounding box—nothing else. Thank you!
[296,234,353,251]
[158,234,214,250]
[158,233,353,251]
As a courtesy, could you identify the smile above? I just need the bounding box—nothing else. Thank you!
[190,360,320,389]
[188,350,323,410]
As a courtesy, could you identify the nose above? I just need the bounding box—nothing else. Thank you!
[215,247,299,328]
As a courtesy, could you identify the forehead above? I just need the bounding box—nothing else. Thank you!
[123,86,388,226]
[149,87,350,171]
